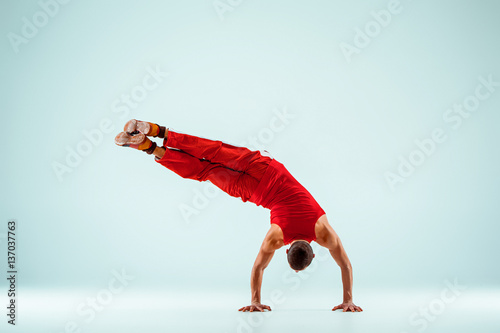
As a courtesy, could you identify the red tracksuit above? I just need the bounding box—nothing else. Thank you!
[156,130,325,245]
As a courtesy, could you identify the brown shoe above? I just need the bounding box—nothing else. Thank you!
[115,132,151,149]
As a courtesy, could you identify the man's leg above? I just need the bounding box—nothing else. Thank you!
[116,124,264,173]
[115,122,271,199]
[163,130,267,175]
[156,147,260,201]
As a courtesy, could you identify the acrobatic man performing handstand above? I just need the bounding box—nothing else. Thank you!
[115,119,363,313]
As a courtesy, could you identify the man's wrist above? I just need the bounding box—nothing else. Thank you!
[343,292,353,303]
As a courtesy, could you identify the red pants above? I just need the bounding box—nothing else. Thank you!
[155,130,273,201]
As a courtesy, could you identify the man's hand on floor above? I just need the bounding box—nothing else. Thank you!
[332,302,363,312]
[238,303,272,312]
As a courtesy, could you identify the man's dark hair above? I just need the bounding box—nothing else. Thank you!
[287,241,314,271]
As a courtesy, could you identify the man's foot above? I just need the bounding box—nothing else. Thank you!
[114,132,157,154]
[124,119,166,138]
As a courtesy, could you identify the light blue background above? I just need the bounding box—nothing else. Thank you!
[1,0,499,332]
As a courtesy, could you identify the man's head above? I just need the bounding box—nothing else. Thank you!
[286,240,314,272]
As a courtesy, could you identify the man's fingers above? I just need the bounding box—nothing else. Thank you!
[239,305,272,312]
[332,304,363,312]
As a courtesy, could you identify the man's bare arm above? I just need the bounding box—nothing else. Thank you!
[239,227,280,312]
[316,217,363,312]
[329,236,363,311]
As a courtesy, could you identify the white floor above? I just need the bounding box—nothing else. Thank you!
[3,288,500,333]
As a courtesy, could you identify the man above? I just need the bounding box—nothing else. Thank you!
[115,119,363,313]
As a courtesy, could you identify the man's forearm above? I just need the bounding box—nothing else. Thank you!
[340,264,353,302]
[250,266,264,304]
